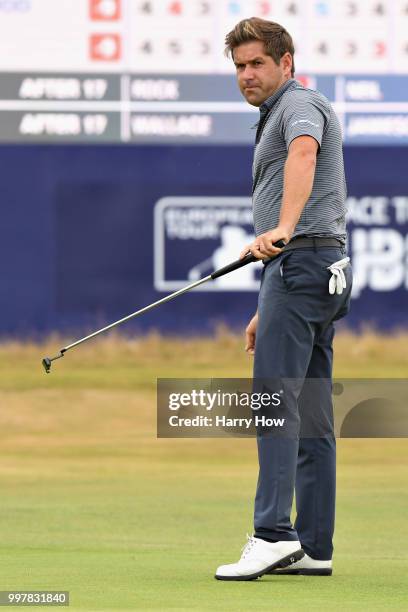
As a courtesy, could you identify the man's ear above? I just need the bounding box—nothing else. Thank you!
[281,52,293,77]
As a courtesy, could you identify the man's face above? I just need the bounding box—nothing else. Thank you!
[233,41,290,107]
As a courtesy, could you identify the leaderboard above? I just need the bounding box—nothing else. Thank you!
[0,0,408,143]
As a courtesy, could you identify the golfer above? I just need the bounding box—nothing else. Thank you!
[215,18,352,580]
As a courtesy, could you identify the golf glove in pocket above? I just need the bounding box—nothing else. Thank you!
[328,257,350,295]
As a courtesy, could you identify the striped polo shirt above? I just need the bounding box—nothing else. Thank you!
[252,79,347,242]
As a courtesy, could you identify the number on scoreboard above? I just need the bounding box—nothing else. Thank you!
[286,2,298,15]
[140,40,154,54]
[139,1,153,13]
[89,0,121,21]
[198,1,211,15]
[256,1,272,17]
[168,1,183,15]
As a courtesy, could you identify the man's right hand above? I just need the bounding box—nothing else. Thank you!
[245,312,258,355]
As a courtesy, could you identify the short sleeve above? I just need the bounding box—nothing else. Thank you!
[281,90,330,150]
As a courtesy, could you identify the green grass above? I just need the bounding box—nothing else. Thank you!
[0,333,407,610]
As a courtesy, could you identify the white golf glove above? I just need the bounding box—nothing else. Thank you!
[327,257,350,295]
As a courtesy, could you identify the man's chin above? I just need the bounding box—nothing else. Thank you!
[244,93,262,107]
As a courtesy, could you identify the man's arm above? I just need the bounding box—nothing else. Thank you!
[279,135,318,239]
[240,135,318,260]
[242,135,318,354]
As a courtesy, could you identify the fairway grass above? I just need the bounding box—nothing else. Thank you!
[0,333,407,610]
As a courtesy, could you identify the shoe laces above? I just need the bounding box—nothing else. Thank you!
[240,534,257,560]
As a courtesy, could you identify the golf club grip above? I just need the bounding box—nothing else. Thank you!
[210,240,286,280]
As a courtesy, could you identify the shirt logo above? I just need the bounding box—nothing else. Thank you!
[291,119,320,128]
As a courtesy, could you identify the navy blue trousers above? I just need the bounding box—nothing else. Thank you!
[253,246,352,560]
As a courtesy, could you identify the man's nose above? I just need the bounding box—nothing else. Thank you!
[242,65,255,81]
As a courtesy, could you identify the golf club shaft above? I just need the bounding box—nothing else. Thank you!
[62,274,212,353]
[62,249,275,353]
[45,241,285,366]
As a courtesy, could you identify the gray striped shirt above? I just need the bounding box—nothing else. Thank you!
[252,79,347,241]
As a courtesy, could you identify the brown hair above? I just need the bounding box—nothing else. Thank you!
[225,17,295,76]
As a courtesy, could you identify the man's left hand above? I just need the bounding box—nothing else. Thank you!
[239,227,290,260]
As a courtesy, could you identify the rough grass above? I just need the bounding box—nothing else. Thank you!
[1,328,407,387]
[0,332,407,610]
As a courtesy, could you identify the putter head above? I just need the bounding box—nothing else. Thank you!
[42,357,52,374]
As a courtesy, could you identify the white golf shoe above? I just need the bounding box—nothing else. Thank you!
[268,552,332,576]
[215,535,304,581]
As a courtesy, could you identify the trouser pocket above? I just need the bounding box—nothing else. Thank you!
[279,252,294,288]
[327,257,351,295]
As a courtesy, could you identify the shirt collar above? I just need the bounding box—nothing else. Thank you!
[259,78,299,114]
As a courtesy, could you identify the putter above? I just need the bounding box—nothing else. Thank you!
[42,241,285,373]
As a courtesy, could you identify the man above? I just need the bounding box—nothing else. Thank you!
[215,18,352,581]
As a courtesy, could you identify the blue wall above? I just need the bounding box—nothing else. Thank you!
[1,144,407,337]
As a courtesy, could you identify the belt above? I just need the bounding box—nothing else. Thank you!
[282,237,344,251]
[262,237,344,266]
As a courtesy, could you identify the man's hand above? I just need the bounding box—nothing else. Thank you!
[239,227,290,260]
[245,312,259,355]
